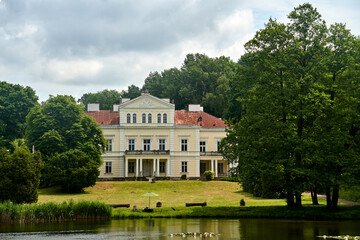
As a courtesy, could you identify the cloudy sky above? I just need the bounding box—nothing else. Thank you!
[1,0,359,102]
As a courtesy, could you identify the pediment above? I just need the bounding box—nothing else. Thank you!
[120,94,173,109]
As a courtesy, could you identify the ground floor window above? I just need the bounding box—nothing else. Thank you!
[181,161,188,173]
[105,162,112,174]
[128,161,135,173]
[160,161,166,173]
[217,162,224,174]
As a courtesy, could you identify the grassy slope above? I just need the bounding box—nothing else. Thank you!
[38,181,360,220]
[38,181,323,207]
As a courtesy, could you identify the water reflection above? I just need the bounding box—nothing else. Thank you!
[0,218,359,240]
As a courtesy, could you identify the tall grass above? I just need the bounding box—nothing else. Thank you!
[0,200,112,223]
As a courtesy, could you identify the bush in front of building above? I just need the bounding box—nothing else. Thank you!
[204,171,214,180]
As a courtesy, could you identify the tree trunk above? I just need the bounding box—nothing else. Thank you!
[311,188,319,205]
[326,186,332,208]
[295,192,302,208]
[286,192,295,208]
[331,185,339,208]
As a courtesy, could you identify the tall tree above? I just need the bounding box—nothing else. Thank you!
[221,3,359,208]
[0,81,38,148]
[26,95,107,192]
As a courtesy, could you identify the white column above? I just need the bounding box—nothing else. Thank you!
[139,158,143,177]
[215,160,218,178]
[136,159,139,177]
[125,158,128,177]
[166,159,170,177]
[211,160,214,172]
[156,159,160,177]
[153,158,156,176]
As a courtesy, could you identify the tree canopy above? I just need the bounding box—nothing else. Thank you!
[0,139,43,203]
[26,95,107,192]
[0,81,38,148]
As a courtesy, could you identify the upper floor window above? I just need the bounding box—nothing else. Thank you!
[159,139,166,151]
[181,139,188,152]
[148,113,152,123]
[200,141,206,152]
[143,139,151,151]
[126,114,131,123]
[128,139,135,151]
[157,113,161,123]
[142,113,146,123]
[106,139,113,152]
[133,113,137,123]
[217,140,221,152]
[163,113,167,123]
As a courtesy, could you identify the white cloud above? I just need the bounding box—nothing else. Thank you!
[47,59,103,82]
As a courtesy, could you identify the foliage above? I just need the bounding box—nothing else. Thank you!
[181,174,187,180]
[0,200,112,223]
[203,170,214,180]
[0,143,43,204]
[78,85,141,110]
[25,95,107,192]
[0,81,38,148]
[220,3,360,208]
[142,54,237,118]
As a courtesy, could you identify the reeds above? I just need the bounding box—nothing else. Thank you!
[0,200,112,223]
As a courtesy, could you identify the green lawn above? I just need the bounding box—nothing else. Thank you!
[38,181,324,208]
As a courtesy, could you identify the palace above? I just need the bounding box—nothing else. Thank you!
[85,93,231,180]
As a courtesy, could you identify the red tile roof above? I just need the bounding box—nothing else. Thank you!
[174,110,226,128]
[85,110,226,128]
[85,110,119,125]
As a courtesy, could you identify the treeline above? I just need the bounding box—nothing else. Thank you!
[220,3,360,209]
[79,54,241,119]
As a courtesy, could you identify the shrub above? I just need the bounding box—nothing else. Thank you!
[181,174,187,180]
[204,171,214,180]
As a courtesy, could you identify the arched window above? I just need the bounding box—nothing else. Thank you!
[142,113,146,123]
[163,113,167,123]
[157,113,161,123]
[126,113,131,123]
[148,113,152,123]
[132,113,137,123]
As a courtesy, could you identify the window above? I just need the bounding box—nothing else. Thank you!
[106,139,113,152]
[181,161,188,173]
[105,162,112,174]
[148,113,152,123]
[142,113,146,123]
[181,139,188,151]
[143,139,151,151]
[157,113,161,123]
[128,162,135,173]
[200,141,206,152]
[159,139,166,150]
[126,114,131,123]
[200,162,206,174]
[133,113,137,123]
[163,113,167,123]
[218,162,224,174]
[128,139,135,151]
[160,161,166,173]
[217,140,221,151]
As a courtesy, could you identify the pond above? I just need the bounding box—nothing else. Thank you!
[0,218,359,239]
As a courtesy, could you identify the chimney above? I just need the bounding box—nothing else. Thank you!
[188,104,202,112]
[87,104,99,111]
[113,105,119,112]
